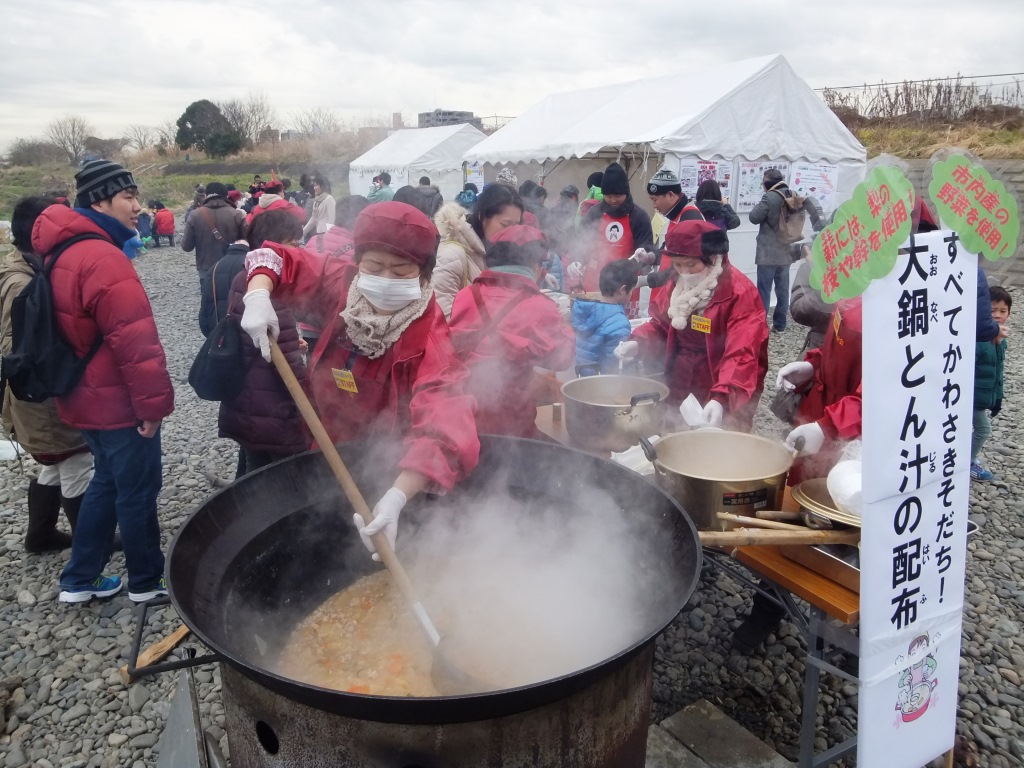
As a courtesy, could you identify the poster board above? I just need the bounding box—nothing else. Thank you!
[791,161,840,214]
[736,160,791,210]
[677,159,700,200]
[858,230,976,767]
[465,161,485,190]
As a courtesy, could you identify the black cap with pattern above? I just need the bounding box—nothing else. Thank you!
[74,159,137,208]
[647,168,682,196]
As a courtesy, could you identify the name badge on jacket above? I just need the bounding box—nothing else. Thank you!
[690,314,712,334]
[332,368,359,393]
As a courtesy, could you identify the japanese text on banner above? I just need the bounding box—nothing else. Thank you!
[858,230,976,768]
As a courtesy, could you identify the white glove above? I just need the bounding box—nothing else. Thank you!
[614,340,639,360]
[776,361,815,391]
[701,400,724,428]
[629,248,657,266]
[542,273,560,291]
[785,422,826,456]
[566,261,584,280]
[241,289,280,362]
[353,487,407,562]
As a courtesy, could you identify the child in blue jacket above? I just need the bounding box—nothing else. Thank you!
[971,285,1011,481]
[571,260,637,375]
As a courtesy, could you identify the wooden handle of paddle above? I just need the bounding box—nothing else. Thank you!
[268,339,433,640]
[119,625,191,684]
[700,528,860,547]
[755,509,803,522]
[716,512,807,531]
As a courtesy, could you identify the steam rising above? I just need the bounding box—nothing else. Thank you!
[404,471,677,689]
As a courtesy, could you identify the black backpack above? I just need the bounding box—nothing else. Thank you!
[1,234,106,403]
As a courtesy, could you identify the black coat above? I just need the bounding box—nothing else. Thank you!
[199,244,247,337]
[217,272,308,455]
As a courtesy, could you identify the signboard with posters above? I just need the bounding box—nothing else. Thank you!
[859,230,977,767]
[809,164,916,302]
[677,158,700,200]
[697,159,733,204]
[736,160,791,210]
[465,161,485,190]
[791,161,840,214]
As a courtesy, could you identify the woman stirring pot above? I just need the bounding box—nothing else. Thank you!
[240,202,480,560]
[615,220,768,431]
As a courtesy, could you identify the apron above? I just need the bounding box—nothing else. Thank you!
[583,212,636,316]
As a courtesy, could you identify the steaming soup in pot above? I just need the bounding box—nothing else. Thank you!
[275,570,439,697]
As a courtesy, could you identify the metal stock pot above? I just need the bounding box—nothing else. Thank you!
[560,375,669,452]
[640,430,794,531]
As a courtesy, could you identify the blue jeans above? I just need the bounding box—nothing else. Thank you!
[971,408,992,462]
[757,265,790,330]
[60,426,164,592]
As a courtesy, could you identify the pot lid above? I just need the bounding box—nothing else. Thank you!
[792,479,861,528]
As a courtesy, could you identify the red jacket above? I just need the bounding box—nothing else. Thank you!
[31,206,174,429]
[153,208,175,234]
[246,197,307,227]
[301,226,355,262]
[250,244,479,492]
[449,271,575,437]
[632,256,768,430]
[788,297,863,485]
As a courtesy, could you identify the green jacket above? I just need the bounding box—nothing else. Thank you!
[974,338,1006,410]
[366,184,395,203]
[575,185,603,228]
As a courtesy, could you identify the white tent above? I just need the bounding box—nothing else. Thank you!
[463,54,866,279]
[349,124,486,204]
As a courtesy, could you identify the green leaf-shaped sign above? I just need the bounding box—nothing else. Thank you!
[928,154,1020,259]
[810,165,916,302]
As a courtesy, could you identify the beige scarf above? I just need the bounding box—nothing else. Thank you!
[341,279,432,359]
[667,256,724,330]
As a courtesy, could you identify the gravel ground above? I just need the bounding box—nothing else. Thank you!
[0,243,1020,767]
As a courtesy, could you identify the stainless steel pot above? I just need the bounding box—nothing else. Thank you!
[560,375,669,452]
[640,431,794,531]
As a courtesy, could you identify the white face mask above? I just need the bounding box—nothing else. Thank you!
[679,267,710,289]
[357,273,422,312]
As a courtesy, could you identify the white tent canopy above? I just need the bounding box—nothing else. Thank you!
[349,124,486,203]
[463,54,863,166]
[463,54,865,282]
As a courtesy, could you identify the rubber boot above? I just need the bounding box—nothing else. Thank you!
[61,495,121,552]
[25,481,72,553]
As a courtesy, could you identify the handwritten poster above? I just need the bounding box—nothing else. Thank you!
[698,160,733,204]
[859,230,975,767]
[792,161,840,213]
[465,162,485,190]
[677,159,700,200]
[736,160,790,210]
[929,154,1020,259]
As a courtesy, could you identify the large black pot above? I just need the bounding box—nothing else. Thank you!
[167,436,700,734]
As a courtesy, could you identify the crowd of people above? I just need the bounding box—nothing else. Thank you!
[0,155,1008,625]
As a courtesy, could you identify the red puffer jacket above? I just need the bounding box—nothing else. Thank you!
[248,243,479,492]
[154,208,175,234]
[301,226,355,262]
[788,297,863,485]
[31,206,174,429]
[632,255,769,430]
[246,197,306,227]
[218,272,308,454]
[449,271,575,437]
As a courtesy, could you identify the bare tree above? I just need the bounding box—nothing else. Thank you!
[125,124,155,151]
[220,93,277,146]
[45,114,94,165]
[155,119,178,147]
[292,107,341,138]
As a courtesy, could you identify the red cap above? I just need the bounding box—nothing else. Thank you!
[354,201,440,265]
[226,190,243,203]
[490,224,547,248]
[664,219,729,259]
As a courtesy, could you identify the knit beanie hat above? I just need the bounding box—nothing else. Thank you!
[354,201,440,266]
[74,159,137,208]
[495,167,518,187]
[205,181,228,199]
[601,162,629,196]
[647,168,682,196]
[586,171,604,190]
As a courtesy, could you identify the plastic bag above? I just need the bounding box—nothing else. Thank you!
[611,436,661,476]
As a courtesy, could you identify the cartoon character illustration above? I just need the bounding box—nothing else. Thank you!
[895,633,938,722]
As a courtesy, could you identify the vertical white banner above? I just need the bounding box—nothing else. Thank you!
[859,230,977,767]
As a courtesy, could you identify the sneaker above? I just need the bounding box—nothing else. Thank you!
[59,575,123,603]
[129,577,168,603]
[970,462,994,481]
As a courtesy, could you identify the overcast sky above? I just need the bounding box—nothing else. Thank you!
[1,0,1022,153]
